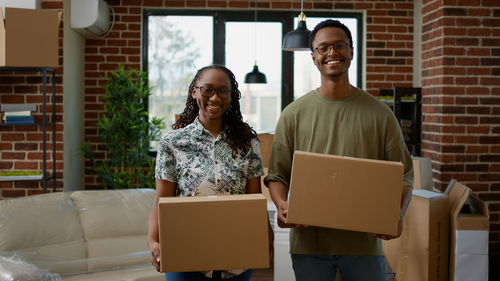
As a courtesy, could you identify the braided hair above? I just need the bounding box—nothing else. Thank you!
[174,64,258,157]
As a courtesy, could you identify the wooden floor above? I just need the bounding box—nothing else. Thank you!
[252,268,273,281]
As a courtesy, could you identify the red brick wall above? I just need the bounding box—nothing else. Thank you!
[421,0,500,255]
[0,0,64,197]
[83,0,416,187]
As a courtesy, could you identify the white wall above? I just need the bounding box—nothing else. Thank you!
[63,0,85,190]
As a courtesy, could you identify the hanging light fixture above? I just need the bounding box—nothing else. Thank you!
[282,0,311,51]
[245,0,267,84]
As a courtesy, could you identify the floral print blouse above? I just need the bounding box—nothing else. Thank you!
[155,117,265,278]
[155,117,264,196]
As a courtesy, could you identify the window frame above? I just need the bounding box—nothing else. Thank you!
[142,9,364,110]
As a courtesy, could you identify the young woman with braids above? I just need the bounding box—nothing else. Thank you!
[148,65,266,281]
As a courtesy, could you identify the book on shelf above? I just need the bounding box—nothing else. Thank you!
[5,115,33,120]
[0,103,38,112]
[4,110,32,117]
[0,171,43,181]
[4,116,35,124]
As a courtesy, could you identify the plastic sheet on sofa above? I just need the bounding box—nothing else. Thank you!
[0,254,62,281]
[0,189,157,278]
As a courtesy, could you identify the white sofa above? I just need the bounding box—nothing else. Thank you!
[0,189,164,281]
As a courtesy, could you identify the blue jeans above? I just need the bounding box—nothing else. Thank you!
[165,270,253,281]
[291,254,387,281]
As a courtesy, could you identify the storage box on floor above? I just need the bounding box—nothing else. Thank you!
[412,156,433,190]
[286,151,404,236]
[383,189,449,281]
[0,7,60,67]
[383,180,489,281]
[446,180,489,281]
[158,194,269,273]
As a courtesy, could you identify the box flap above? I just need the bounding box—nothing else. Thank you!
[412,157,433,190]
[445,179,470,221]
[413,189,446,199]
[159,193,266,204]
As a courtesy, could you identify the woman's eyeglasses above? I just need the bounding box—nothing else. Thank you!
[313,41,352,56]
[194,86,232,99]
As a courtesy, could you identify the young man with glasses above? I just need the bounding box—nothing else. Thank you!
[265,19,413,281]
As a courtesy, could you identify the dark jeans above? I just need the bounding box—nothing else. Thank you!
[291,254,387,281]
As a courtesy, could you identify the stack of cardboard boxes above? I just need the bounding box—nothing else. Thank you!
[384,158,489,281]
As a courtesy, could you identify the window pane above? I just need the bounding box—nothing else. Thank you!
[294,17,359,99]
[226,22,282,133]
[148,15,213,142]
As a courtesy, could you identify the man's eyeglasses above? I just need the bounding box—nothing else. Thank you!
[194,86,232,99]
[313,41,352,56]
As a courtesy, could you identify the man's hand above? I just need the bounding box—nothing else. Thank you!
[269,181,306,228]
[276,200,307,228]
[371,213,403,240]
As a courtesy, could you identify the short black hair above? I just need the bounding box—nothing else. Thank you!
[309,19,353,51]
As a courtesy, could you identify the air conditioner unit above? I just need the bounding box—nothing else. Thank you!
[71,0,110,37]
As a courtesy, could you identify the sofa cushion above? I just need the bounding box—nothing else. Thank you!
[0,192,87,274]
[86,235,150,271]
[70,189,155,272]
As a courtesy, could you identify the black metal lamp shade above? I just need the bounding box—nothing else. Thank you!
[282,13,311,51]
[244,65,267,84]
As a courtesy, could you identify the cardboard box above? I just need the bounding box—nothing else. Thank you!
[257,134,274,200]
[286,151,404,236]
[158,194,269,273]
[446,180,489,281]
[383,189,449,281]
[257,133,274,168]
[412,156,433,190]
[0,8,60,68]
[261,167,272,201]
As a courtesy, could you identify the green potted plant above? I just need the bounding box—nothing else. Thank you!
[82,65,164,189]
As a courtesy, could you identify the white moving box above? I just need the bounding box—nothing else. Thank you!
[446,180,489,281]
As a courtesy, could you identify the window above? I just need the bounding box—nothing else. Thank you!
[147,15,213,134]
[143,10,363,140]
[225,21,282,132]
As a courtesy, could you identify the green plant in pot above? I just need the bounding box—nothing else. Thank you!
[82,66,164,189]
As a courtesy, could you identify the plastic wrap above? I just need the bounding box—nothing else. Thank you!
[0,254,62,281]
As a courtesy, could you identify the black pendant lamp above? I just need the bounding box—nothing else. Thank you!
[245,0,267,84]
[282,0,311,51]
[245,64,267,83]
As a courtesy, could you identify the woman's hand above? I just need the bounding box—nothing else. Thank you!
[149,240,161,272]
